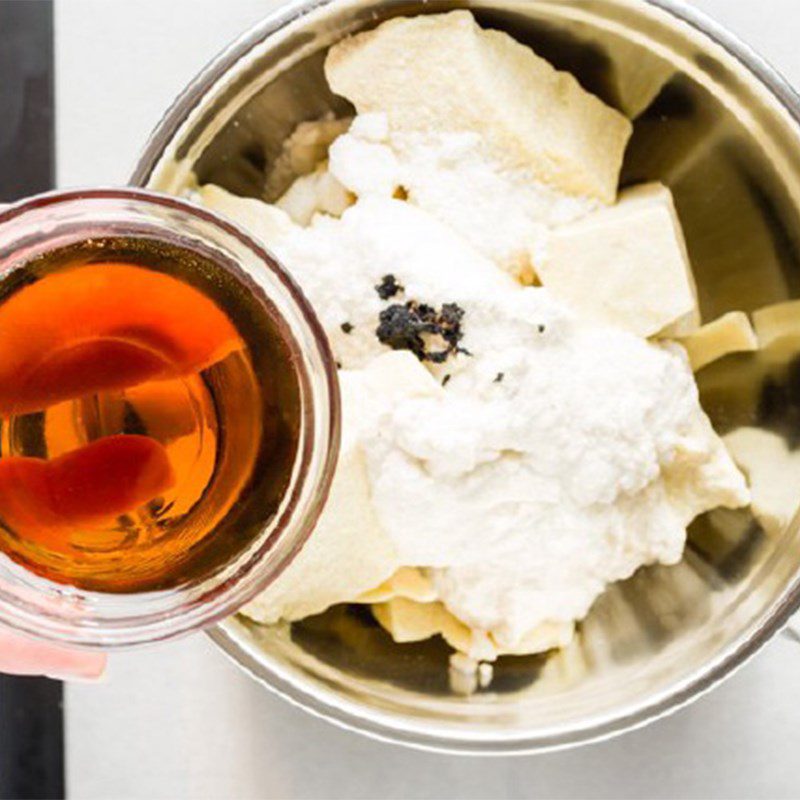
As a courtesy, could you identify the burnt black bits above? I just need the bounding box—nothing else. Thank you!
[376,300,468,364]
[375,274,404,300]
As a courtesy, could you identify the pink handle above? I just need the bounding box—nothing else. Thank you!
[0,629,106,680]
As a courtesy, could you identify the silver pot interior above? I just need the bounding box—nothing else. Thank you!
[137,0,800,751]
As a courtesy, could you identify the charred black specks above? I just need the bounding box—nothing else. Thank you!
[375,274,404,301]
[376,300,468,364]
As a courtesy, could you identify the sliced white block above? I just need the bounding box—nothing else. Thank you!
[276,165,353,225]
[677,311,757,371]
[491,621,575,655]
[280,116,352,177]
[607,40,675,119]
[326,11,632,202]
[724,427,800,536]
[266,115,353,198]
[242,352,440,624]
[538,183,699,337]
[355,567,437,603]
[372,598,451,643]
[372,595,576,662]
[242,446,398,624]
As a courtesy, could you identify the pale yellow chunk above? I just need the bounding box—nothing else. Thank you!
[372,597,576,661]
[491,622,575,655]
[747,298,800,368]
[606,40,675,119]
[281,116,353,177]
[538,183,699,337]
[372,599,452,643]
[266,116,353,198]
[677,312,757,371]
[372,597,489,654]
[243,353,441,624]
[723,427,800,536]
[440,616,498,661]
[355,568,437,603]
[439,613,476,654]
[276,164,353,225]
[326,11,632,202]
[373,598,497,659]
[243,447,398,624]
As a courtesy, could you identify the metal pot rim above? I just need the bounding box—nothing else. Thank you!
[130,0,800,755]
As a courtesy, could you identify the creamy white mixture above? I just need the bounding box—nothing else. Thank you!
[328,113,598,277]
[197,10,750,662]
[204,183,748,652]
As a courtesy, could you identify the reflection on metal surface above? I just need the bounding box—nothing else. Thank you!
[136,0,800,754]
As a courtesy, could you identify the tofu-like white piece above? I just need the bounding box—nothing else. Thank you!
[325,11,632,203]
[372,598,452,643]
[355,567,437,603]
[491,621,575,655]
[662,406,750,520]
[197,184,297,248]
[244,446,398,624]
[439,611,479,654]
[372,598,497,659]
[243,352,441,624]
[328,118,401,199]
[677,311,757,372]
[265,115,353,198]
[723,427,800,535]
[281,116,353,177]
[276,164,353,226]
[372,595,575,660]
[538,183,699,337]
[606,40,675,119]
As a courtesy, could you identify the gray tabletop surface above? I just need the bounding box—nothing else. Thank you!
[58,1,800,798]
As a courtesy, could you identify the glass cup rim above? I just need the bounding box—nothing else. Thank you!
[0,186,341,648]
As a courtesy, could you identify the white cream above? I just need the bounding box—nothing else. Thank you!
[324,11,632,202]
[359,315,748,646]
[243,351,441,624]
[196,11,750,662]
[262,196,517,370]
[329,113,597,277]
[200,184,749,652]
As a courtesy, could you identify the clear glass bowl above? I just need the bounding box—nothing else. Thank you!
[0,187,339,648]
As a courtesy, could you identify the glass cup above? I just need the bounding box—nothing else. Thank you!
[0,187,340,648]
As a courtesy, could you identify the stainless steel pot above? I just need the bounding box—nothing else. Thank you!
[132,0,800,754]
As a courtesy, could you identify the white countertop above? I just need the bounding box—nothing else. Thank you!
[57,2,800,797]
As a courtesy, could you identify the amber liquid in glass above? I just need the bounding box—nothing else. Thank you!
[0,237,301,593]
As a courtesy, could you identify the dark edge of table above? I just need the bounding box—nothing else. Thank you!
[0,2,64,800]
